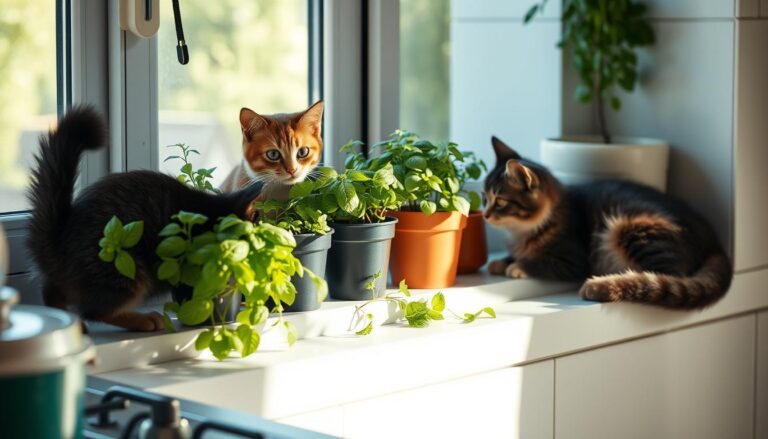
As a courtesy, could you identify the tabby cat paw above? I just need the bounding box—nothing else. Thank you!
[505,263,528,279]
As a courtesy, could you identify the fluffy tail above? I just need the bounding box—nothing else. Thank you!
[27,106,108,271]
[579,252,733,309]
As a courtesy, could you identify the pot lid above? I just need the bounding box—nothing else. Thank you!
[0,287,94,375]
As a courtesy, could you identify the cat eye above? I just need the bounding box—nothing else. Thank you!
[495,198,509,208]
[297,146,310,158]
[265,149,281,161]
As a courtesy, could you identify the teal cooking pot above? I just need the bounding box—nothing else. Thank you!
[0,287,95,438]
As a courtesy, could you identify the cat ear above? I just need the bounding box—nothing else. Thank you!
[297,100,324,137]
[239,108,267,140]
[505,160,539,191]
[491,136,522,163]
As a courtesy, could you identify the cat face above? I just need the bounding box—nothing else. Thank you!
[239,101,323,185]
[483,136,560,233]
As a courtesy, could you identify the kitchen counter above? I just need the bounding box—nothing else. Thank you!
[87,267,768,435]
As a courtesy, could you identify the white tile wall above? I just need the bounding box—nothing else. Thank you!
[734,20,768,271]
[605,21,735,253]
[555,315,756,439]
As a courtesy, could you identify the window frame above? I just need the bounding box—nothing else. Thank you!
[3,0,111,300]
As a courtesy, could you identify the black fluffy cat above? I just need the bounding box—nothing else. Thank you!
[27,106,263,330]
[484,136,732,309]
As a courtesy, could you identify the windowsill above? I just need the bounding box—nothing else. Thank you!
[88,265,768,420]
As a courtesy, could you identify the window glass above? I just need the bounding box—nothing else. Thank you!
[399,0,450,141]
[157,0,309,187]
[0,1,57,213]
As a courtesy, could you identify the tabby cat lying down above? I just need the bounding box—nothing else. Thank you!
[484,137,732,309]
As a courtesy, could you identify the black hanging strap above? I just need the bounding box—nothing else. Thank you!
[171,0,189,65]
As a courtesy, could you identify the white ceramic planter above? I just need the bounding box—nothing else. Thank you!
[540,136,670,192]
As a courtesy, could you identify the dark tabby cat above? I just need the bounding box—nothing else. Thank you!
[27,106,263,331]
[484,136,732,309]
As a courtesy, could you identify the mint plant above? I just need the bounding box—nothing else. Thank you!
[156,211,326,360]
[343,130,477,216]
[352,278,496,335]
[525,0,655,143]
[165,143,219,193]
[256,166,403,225]
[98,216,144,280]
[455,151,487,212]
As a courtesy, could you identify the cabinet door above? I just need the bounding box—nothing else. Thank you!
[342,361,554,439]
[555,315,755,439]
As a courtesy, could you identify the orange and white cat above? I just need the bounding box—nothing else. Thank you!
[221,101,324,194]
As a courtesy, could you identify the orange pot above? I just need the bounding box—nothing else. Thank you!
[457,211,488,274]
[389,210,467,289]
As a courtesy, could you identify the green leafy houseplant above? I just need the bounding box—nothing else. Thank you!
[455,151,487,212]
[525,0,655,143]
[344,130,474,216]
[157,211,326,360]
[165,143,220,193]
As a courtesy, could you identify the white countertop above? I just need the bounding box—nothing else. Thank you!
[89,267,768,420]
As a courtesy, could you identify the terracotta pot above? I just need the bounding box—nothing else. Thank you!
[457,211,488,274]
[389,210,467,289]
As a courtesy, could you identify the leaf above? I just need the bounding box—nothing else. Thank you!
[177,299,213,325]
[257,223,297,247]
[347,170,371,181]
[463,313,476,323]
[103,216,124,244]
[159,223,183,237]
[445,178,460,194]
[404,173,422,192]
[156,236,186,258]
[431,292,446,312]
[157,259,180,281]
[404,301,430,328]
[289,180,316,198]
[195,329,214,351]
[610,96,622,111]
[114,250,136,279]
[209,334,232,361]
[284,321,298,346]
[419,200,437,216]
[398,279,411,297]
[356,314,374,335]
[404,155,427,171]
[481,307,496,318]
[468,191,482,212]
[452,195,471,216]
[523,4,539,23]
[181,163,193,175]
[220,240,249,263]
[334,180,360,214]
[120,221,144,248]
[236,325,260,357]
[427,309,444,320]
[98,247,115,262]
[162,313,176,333]
[174,211,208,226]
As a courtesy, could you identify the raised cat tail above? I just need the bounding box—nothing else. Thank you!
[579,251,733,309]
[27,106,108,270]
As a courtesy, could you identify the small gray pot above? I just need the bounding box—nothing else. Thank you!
[284,231,334,312]
[326,218,397,300]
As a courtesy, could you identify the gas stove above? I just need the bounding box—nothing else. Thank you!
[84,377,333,439]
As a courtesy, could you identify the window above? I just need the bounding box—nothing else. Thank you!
[399,0,450,142]
[0,1,58,213]
[156,0,310,186]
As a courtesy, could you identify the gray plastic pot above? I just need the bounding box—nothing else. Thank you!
[172,287,241,326]
[283,231,333,312]
[326,217,397,300]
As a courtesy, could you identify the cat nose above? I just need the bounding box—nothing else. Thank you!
[286,166,298,176]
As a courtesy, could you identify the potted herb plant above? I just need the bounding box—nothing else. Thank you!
[455,152,488,274]
[156,212,326,360]
[345,131,472,289]
[525,0,668,191]
[252,189,333,312]
[288,166,402,300]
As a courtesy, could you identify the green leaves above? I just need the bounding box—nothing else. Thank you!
[178,299,213,325]
[343,131,480,216]
[165,143,220,194]
[98,216,143,280]
[462,307,497,323]
[355,314,374,335]
[525,0,656,143]
[334,179,360,214]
